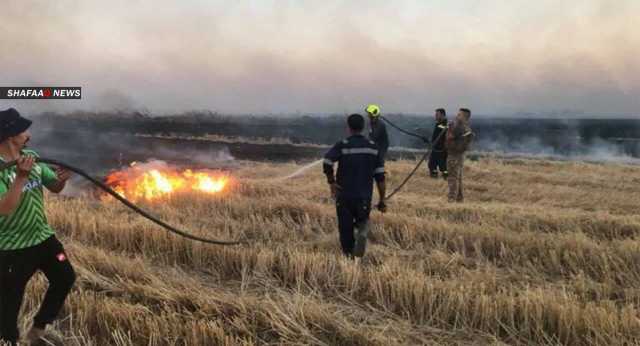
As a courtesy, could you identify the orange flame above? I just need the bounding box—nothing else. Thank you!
[104,163,230,202]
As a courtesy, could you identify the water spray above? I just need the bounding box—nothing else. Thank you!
[281,159,324,180]
[277,118,447,202]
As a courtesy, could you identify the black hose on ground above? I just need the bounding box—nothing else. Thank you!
[0,158,242,246]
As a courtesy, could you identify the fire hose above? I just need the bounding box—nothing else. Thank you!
[383,118,447,201]
[0,158,242,246]
[380,116,430,143]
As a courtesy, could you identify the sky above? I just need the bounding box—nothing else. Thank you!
[1,0,639,116]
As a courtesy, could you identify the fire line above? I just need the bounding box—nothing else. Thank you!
[0,157,241,246]
[104,164,231,202]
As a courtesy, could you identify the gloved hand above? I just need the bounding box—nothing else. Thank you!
[422,136,431,144]
[376,200,387,213]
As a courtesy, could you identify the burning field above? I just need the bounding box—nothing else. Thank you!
[103,161,232,202]
[17,156,640,345]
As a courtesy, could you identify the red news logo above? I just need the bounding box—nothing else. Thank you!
[0,87,82,99]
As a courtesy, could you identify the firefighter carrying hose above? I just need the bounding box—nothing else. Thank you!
[428,108,448,179]
[365,104,389,162]
[0,108,75,346]
[323,114,386,258]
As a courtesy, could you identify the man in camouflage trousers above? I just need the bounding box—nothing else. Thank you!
[446,108,474,203]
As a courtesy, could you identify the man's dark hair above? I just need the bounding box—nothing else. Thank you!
[460,108,471,119]
[347,113,365,132]
[436,108,446,116]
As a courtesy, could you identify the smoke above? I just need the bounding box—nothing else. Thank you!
[573,138,640,164]
[27,116,237,176]
[58,176,94,198]
[1,1,639,115]
[474,130,640,164]
[476,135,558,157]
[97,90,139,111]
[150,146,235,168]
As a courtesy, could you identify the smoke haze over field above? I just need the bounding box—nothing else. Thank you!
[1,0,639,115]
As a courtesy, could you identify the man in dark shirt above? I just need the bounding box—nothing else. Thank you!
[365,104,389,161]
[323,114,386,258]
[428,108,448,179]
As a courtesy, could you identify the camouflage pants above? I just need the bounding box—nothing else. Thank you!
[447,154,465,202]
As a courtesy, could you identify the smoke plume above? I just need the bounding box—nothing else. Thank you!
[0,0,638,115]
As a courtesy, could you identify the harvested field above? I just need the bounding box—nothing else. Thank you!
[14,157,640,345]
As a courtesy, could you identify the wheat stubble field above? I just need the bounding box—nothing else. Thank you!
[13,156,640,345]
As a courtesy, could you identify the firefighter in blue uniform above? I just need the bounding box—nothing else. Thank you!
[428,108,449,178]
[323,114,386,258]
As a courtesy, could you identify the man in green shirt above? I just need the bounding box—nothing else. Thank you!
[0,108,75,345]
